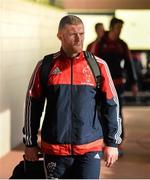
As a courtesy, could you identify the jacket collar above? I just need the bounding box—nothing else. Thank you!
[60,48,84,60]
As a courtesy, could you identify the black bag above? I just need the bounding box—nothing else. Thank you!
[9,154,45,179]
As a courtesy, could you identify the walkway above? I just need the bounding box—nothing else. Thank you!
[0,106,150,179]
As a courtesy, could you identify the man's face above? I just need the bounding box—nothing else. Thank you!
[96,25,104,39]
[112,23,123,37]
[57,23,84,56]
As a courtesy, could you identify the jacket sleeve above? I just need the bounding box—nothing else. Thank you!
[23,60,45,147]
[123,42,138,85]
[96,57,122,147]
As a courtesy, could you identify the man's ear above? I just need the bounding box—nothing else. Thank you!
[57,32,62,40]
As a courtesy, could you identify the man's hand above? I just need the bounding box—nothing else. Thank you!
[103,146,118,167]
[131,84,138,96]
[25,146,40,161]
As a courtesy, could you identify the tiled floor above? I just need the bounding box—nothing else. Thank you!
[101,106,150,179]
[0,106,150,179]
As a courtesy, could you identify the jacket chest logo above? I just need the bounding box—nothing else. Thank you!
[82,66,93,83]
[51,67,62,75]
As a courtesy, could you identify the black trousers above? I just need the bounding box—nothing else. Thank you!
[43,151,102,179]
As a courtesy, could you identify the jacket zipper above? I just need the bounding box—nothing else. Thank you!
[70,58,73,155]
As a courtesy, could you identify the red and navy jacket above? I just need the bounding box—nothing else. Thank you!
[23,49,122,155]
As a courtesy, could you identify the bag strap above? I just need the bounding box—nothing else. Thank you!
[40,54,53,90]
[84,51,101,89]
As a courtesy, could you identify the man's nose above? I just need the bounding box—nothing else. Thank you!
[75,33,81,40]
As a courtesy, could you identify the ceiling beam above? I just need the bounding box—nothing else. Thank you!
[54,0,150,10]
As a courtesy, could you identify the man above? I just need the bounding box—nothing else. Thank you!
[96,17,138,153]
[87,23,105,55]
[23,15,122,179]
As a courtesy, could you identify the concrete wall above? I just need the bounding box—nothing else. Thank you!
[0,0,66,157]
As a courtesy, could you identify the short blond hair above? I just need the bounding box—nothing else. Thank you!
[58,15,83,31]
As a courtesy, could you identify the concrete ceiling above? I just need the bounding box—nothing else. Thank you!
[53,0,150,13]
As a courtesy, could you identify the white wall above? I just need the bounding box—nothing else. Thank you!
[116,10,150,50]
[0,0,66,157]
